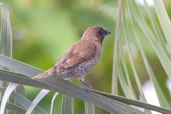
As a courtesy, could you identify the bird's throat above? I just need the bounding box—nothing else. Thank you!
[101,37,104,43]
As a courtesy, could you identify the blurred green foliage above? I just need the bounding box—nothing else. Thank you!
[1,0,171,114]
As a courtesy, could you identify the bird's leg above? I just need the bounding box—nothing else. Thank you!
[78,76,92,90]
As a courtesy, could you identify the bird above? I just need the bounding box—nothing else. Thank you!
[32,26,111,89]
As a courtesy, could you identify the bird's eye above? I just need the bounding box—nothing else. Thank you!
[99,29,104,36]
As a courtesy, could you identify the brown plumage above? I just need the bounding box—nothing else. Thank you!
[32,26,110,89]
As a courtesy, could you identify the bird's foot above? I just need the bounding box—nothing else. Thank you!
[84,85,92,91]
[79,79,92,91]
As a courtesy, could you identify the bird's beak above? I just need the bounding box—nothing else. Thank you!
[103,29,111,36]
[99,28,111,38]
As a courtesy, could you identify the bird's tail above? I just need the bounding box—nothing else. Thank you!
[32,67,56,79]
[32,72,49,79]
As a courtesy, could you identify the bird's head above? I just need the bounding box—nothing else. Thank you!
[82,26,111,43]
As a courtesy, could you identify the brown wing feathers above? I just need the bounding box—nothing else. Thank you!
[62,42,96,68]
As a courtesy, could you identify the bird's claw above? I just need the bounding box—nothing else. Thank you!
[84,85,92,91]
[79,79,93,91]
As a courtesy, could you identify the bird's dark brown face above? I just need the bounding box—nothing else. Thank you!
[97,27,111,42]
[98,28,110,38]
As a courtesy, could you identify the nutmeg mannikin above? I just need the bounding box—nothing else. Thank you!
[32,26,110,89]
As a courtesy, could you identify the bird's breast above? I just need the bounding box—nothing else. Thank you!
[75,47,102,76]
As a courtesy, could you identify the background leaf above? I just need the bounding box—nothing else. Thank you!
[25,89,50,114]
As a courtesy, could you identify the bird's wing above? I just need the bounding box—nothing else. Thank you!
[62,43,96,68]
